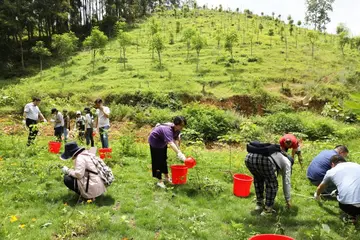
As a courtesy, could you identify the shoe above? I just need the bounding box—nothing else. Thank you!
[164,178,173,184]
[255,204,263,211]
[156,182,166,189]
[342,215,356,224]
[260,207,276,216]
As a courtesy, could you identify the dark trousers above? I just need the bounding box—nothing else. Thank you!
[150,146,168,180]
[54,126,64,142]
[26,119,38,146]
[85,128,94,147]
[309,178,337,194]
[64,175,80,195]
[339,203,360,217]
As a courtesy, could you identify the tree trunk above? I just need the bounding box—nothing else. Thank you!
[158,51,162,68]
[123,48,126,69]
[19,35,25,70]
[187,41,190,60]
[196,51,200,72]
[93,49,96,72]
[251,40,253,56]
[312,44,314,59]
[40,56,43,75]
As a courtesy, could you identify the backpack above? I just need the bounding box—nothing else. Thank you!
[246,141,282,156]
[86,153,115,186]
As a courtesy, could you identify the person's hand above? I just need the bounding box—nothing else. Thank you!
[43,119,47,123]
[314,191,321,201]
[177,152,186,162]
[62,166,69,175]
[22,120,26,125]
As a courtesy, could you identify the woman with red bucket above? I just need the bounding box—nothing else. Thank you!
[148,116,187,189]
[245,141,294,216]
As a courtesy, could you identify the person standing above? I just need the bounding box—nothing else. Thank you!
[315,155,360,223]
[279,133,303,166]
[148,116,187,189]
[75,111,86,142]
[84,107,94,147]
[23,97,47,146]
[307,145,348,193]
[51,108,64,142]
[63,109,70,142]
[94,99,110,148]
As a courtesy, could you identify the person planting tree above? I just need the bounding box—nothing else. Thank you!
[51,108,64,142]
[245,141,294,215]
[148,116,187,189]
[74,111,86,142]
[314,155,360,223]
[279,133,303,167]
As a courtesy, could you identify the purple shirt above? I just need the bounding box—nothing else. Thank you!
[148,124,180,148]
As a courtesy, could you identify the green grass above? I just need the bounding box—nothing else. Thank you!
[1,133,360,239]
[1,10,359,114]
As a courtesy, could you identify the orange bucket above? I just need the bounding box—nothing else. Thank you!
[99,148,112,159]
[233,174,253,197]
[48,141,61,154]
[249,234,294,240]
[171,165,188,184]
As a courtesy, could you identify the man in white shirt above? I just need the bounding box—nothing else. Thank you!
[94,98,110,148]
[51,108,64,142]
[315,155,360,223]
[23,97,47,146]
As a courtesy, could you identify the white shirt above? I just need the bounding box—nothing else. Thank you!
[24,103,41,121]
[322,162,360,205]
[85,113,93,129]
[54,112,64,128]
[96,106,110,128]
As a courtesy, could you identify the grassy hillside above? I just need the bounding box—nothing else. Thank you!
[1,10,360,116]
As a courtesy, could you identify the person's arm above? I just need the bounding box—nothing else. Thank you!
[281,155,292,207]
[100,106,110,118]
[67,157,86,179]
[315,172,332,200]
[169,141,181,154]
[291,148,296,160]
[38,110,46,122]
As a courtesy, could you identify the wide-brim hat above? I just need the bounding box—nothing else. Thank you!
[60,142,85,160]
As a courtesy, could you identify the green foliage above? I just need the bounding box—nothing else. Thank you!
[150,33,165,68]
[265,112,304,134]
[184,103,237,142]
[192,33,207,71]
[83,27,108,71]
[225,31,238,60]
[183,27,196,60]
[52,32,78,73]
[117,30,132,69]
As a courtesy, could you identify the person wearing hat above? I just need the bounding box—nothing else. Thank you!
[74,111,86,142]
[148,116,187,189]
[279,133,303,167]
[61,142,106,200]
[63,109,70,142]
[51,108,64,142]
[84,107,94,147]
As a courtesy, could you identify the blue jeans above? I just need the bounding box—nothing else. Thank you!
[99,126,110,148]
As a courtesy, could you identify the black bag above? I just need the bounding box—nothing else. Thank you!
[246,141,282,156]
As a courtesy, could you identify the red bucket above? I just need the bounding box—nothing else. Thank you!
[99,148,112,159]
[171,165,188,184]
[233,174,253,197]
[184,157,196,168]
[48,141,61,154]
[249,234,294,240]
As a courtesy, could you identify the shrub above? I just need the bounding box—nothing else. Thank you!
[184,103,237,142]
[265,112,304,133]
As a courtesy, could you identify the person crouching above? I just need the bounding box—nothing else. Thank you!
[60,142,106,200]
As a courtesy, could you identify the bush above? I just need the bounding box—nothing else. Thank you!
[133,107,180,127]
[265,112,303,133]
[184,103,237,142]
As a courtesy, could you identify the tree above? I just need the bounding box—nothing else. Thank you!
[307,31,319,59]
[225,31,238,68]
[150,33,165,68]
[337,23,350,57]
[272,12,275,19]
[83,27,108,72]
[215,29,222,49]
[52,32,78,74]
[192,33,207,71]
[305,0,335,32]
[183,27,196,60]
[117,30,132,69]
[259,23,264,33]
[31,41,51,77]
[268,29,274,45]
